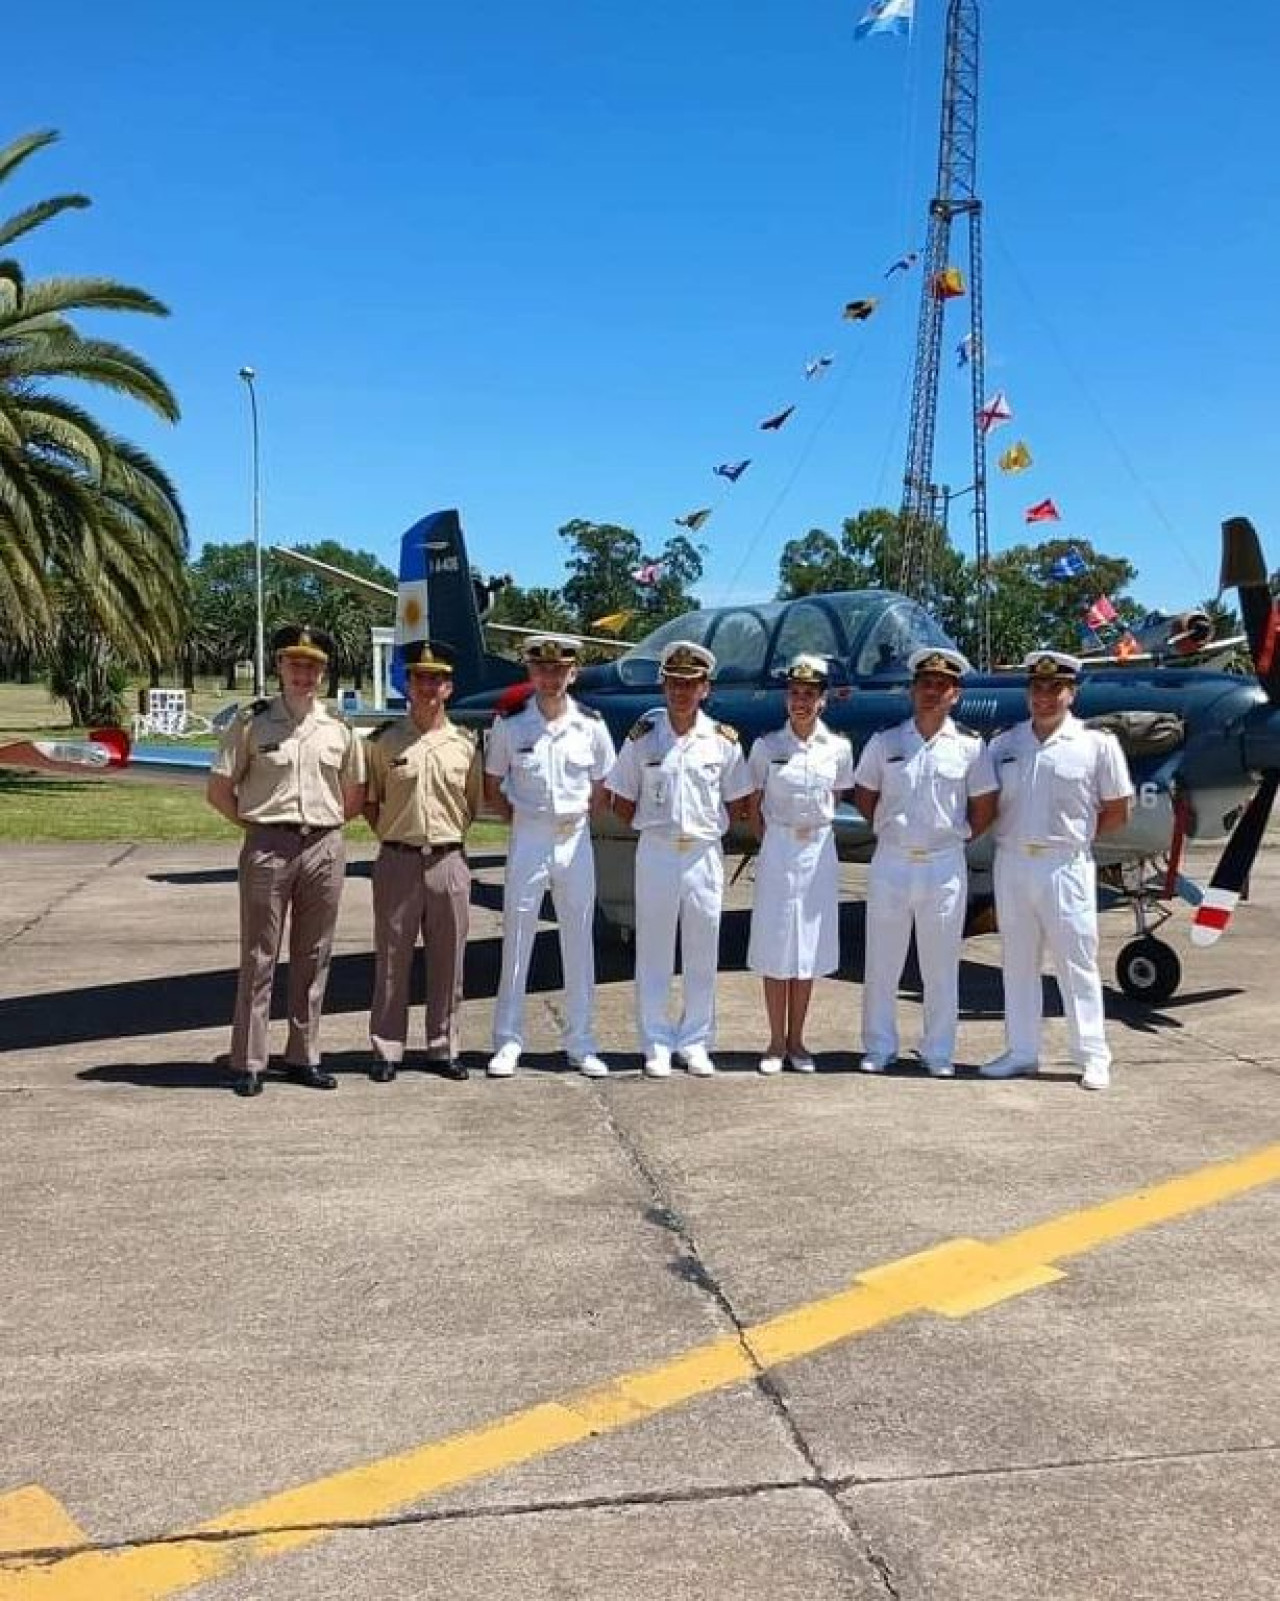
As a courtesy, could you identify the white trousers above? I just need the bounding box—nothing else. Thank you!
[862,846,966,1066]
[994,847,1109,1069]
[494,817,597,1057]
[634,833,724,1054]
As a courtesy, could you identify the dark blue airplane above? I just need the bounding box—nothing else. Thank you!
[401,507,1280,1005]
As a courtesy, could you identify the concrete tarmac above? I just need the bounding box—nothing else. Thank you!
[1,837,1278,1599]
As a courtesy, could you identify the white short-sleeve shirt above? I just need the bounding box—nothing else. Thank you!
[606,708,753,838]
[989,713,1133,850]
[853,717,997,850]
[747,721,855,828]
[484,697,616,820]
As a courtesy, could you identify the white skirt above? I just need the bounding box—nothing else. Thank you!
[747,826,840,979]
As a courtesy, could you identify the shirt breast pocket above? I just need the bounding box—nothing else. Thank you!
[1052,755,1091,801]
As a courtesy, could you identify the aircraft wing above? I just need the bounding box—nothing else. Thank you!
[484,621,633,654]
[270,546,396,603]
[1077,635,1248,668]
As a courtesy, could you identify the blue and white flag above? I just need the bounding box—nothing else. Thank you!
[714,459,752,482]
[1049,548,1088,581]
[855,0,914,41]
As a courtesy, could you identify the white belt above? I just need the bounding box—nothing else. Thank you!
[1006,841,1086,859]
[645,830,718,854]
[515,812,587,838]
[881,842,963,862]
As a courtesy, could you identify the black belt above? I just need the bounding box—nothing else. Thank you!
[382,839,464,856]
[254,822,338,838]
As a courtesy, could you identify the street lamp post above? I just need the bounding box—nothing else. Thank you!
[238,366,266,697]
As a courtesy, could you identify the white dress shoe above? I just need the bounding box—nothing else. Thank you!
[1080,1061,1111,1091]
[572,1053,609,1078]
[487,1042,521,1078]
[643,1048,672,1079]
[680,1046,717,1077]
[858,1054,888,1074]
[979,1052,1039,1079]
[925,1060,956,1078]
[786,1053,817,1074]
[758,1054,784,1076]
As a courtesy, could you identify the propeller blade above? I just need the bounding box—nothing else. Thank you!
[1221,517,1280,705]
[1190,770,1280,945]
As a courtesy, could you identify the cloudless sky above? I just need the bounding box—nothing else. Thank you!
[7,0,1279,612]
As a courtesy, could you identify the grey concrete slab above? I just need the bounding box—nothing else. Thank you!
[2,835,1279,1599]
[194,1488,886,1601]
[843,1451,1280,1601]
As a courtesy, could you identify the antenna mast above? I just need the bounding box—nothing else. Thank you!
[898,0,990,667]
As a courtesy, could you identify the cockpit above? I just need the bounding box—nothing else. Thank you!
[614,591,957,687]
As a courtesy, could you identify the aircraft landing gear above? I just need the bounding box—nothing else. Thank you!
[1115,936,1182,1004]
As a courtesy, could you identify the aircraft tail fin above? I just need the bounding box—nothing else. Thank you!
[393,509,524,699]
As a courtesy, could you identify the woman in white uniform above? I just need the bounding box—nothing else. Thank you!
[746,655,855,1074]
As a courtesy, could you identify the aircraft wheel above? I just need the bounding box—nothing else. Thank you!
[1115,937,1181,1004]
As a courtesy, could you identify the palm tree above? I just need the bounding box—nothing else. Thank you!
[0,129,187,665]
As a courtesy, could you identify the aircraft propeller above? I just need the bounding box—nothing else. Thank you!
[1191,517,1280,946]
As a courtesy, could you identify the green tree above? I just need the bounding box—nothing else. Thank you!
[0,129,187,666]
[988,538,1139,661]
[559,518,702,635]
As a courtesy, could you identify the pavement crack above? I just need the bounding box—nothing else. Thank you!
[0,1478,820,1568]
[585,1087,898,1597]
[0,843,137,949]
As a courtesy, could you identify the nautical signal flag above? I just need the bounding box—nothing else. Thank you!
[759,405,796,431]
[1025,498,1061,524]
[956,334,977,367]
[978,391,1013,433]
[842,298,878,322]
[714,459,751,482]
[1114,632,1140,660]
[592,610,635,634]
[932,267,966,300]
[675,508,712,531]
[998,441,1033,474]
[1049,548,1088,580]
[855,0,914,40]
[804,355,834,379]
[631,561,663,586]
[1085,595,1119,629]
[885,250,919,277]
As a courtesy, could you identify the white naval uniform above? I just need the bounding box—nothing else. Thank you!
[606,708,753,1055]
[485,697,616,1056]
[989,713,1133,1071]
[746,721,855,979]
[854,717,997,1067]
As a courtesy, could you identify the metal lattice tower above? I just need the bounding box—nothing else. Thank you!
[898,0,991,667]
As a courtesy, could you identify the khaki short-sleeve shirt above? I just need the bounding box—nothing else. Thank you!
[211,696,364,826]
[365,717,481,844]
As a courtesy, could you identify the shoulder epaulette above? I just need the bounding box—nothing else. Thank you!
[954,721,981,741]
[627,716,655,742]
[577,703,603,720]
[715,721,740,744]
[243,698,271,720]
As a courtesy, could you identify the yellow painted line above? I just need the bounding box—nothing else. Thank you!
[3,1140,1278,1601]
[0,1491,89,1561]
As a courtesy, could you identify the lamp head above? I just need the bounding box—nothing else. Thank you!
[238,366,255,381]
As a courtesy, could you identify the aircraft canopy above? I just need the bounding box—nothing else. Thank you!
[616,591,956,686]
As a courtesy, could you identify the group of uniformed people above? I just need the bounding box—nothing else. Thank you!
[208,623,1134,1097]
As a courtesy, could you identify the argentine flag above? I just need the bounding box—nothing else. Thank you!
[855,0,914,41]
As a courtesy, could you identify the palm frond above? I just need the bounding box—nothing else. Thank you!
[0,194,91,252]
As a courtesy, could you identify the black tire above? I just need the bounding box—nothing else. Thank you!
[1115,937,1181,1004]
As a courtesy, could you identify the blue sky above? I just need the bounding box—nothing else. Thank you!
[7,0,1279,612]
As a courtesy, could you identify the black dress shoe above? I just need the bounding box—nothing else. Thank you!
[233,1071,263,1097]
[369,1062,397,1083]
[436,1059,469,1082]
[287,1064,338,1090]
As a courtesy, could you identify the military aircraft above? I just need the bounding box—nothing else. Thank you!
[386,508,1280,1004]
[6,507,1278,1007]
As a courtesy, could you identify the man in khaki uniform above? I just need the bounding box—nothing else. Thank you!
[363,639,482,1082]
[206,624,366,1097]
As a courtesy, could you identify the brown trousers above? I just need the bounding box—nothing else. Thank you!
[370,844,470,1062]
[229,826,347,1073]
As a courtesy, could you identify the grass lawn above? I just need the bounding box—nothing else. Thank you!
[0,773,511,847]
